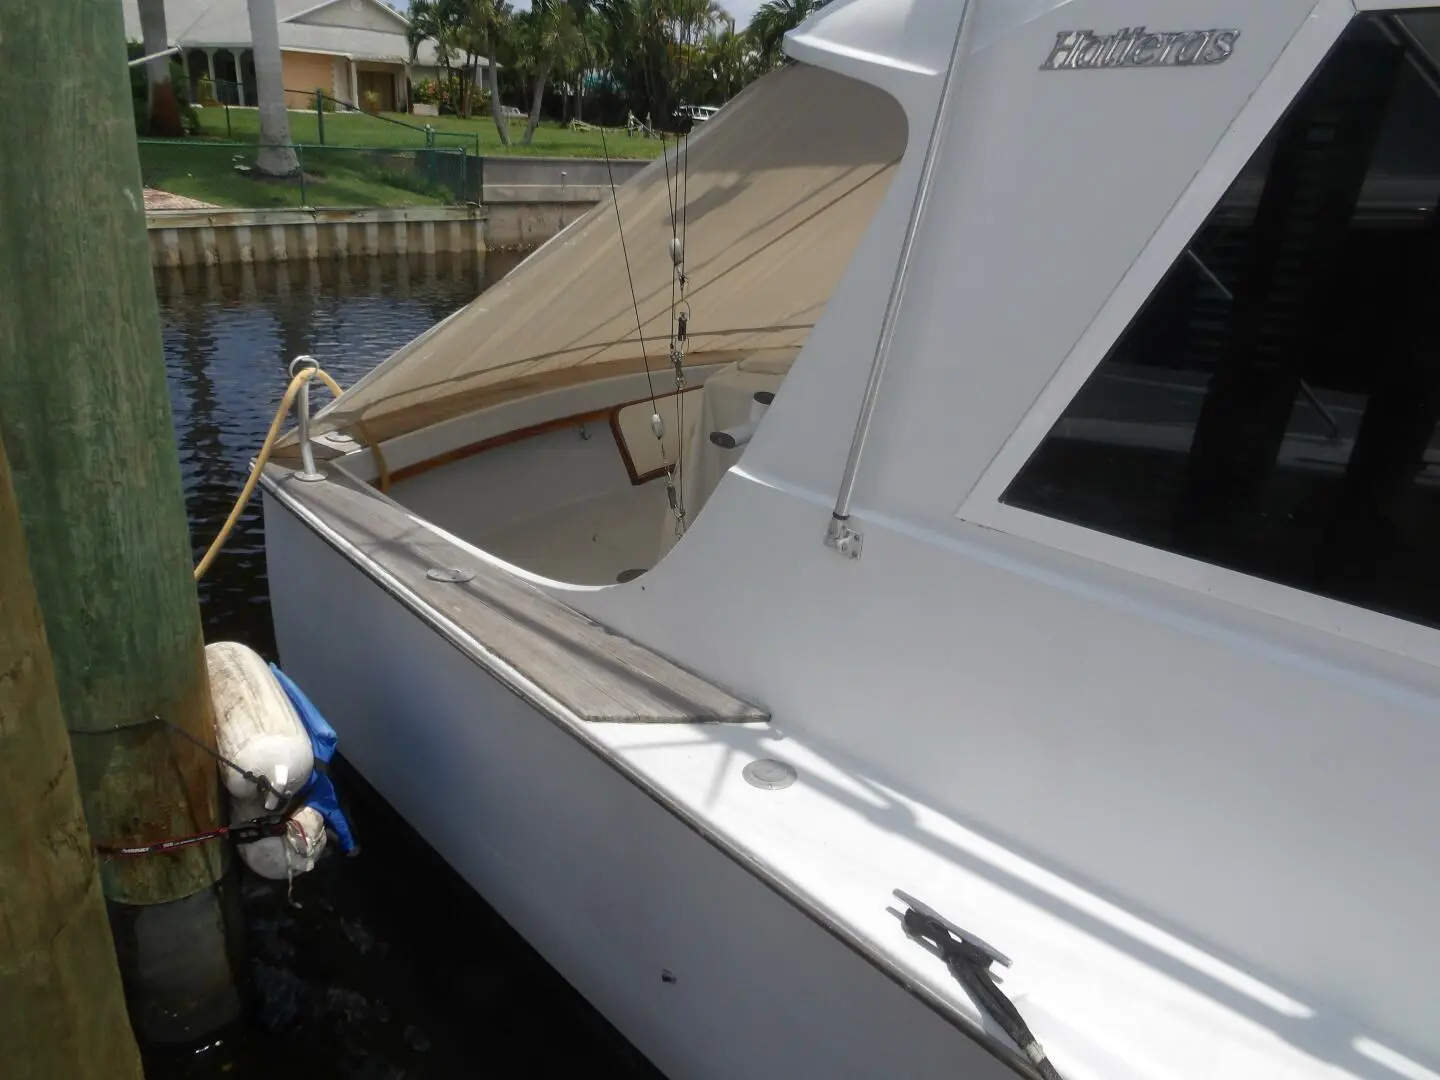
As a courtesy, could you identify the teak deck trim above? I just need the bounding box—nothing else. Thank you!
[262,464,769,725]
[384,407,614,487]
[610,386,704,486]
[386,387,697,491]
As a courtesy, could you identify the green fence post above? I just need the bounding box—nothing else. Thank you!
[224,100,231,139]
[316,90,325,145]
[297,145,306,207]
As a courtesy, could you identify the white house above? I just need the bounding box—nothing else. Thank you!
[121,0,454,113]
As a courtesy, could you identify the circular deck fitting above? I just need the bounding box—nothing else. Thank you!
[425,568,475,584]
[742,759,797,791]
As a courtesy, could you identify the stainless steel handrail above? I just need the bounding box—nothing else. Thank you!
[289,356,325,482]
[824,1,979,559]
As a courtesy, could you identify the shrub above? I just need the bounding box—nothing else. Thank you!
[411,78,440,105]
[433,74,484,116]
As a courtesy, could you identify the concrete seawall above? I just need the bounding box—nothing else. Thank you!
[147,156,651,267]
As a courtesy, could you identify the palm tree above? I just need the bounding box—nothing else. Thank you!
[747,0,828,70]
[512,0,589,144]
[477,1,515,146]
[409,0,512,144]
[246,0,299,176]
[592,0,696,127]
[592,0,786,124]
[698,19,752,103]
[561,1,607,124]
[408,0,456,109]
[594,0,643,114]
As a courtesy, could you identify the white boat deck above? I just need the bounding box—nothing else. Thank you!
[588,718,1392,1080]
[474,481,669,587]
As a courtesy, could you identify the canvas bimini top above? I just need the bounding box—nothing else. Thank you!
[302,63,907,447]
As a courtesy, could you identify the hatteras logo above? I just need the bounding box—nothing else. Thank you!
[1042,27,1241,70]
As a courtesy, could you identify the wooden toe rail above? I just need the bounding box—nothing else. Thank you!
[264,464,769,725]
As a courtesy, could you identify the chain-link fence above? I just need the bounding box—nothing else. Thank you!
[195,79,482,156]
[137,140,480,210]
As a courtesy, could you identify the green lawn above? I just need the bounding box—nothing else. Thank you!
[138,140,454,209]
[140,106,661,209]
[195,104,668,159]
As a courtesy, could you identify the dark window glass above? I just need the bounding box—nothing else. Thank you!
[1003,12,1440,631]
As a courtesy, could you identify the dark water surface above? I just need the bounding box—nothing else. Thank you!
[148,254,663,1080]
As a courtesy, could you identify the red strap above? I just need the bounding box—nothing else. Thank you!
[94,826,232,859]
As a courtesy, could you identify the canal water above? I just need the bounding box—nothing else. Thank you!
[148,253,663,1080]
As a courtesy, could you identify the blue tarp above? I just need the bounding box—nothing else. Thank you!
[271,664,358,856]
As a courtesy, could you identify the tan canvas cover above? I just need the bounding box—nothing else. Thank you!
[308,62,907,446]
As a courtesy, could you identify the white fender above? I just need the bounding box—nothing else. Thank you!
[230,798,328,881]
[205,641,313,809]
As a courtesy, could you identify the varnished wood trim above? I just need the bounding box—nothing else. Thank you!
[610,386,704,486]
[385,407,613,486]
[387,385,704,490]
[610,403,655,485]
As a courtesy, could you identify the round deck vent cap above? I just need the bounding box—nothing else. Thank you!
[426,568,474,583]
[743,759,797,791]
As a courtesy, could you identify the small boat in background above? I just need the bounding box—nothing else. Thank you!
[673,103,721,132]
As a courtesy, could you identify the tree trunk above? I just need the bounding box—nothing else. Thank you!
[523,61,551,145]
[246,0,299,175]
[138,0,182,136]
[486,46,509,146]
[459,50,475,119]
[0,0,239,1045]
[0,433,146,1080]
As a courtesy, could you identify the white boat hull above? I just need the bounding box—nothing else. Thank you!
[263,494,1009,1080]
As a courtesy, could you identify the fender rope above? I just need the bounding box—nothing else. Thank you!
[193,364,390,581]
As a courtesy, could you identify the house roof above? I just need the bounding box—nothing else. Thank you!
[120,0,444,66]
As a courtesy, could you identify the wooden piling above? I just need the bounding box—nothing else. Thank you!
[0,435,146,1080]
[0,0,240,1044]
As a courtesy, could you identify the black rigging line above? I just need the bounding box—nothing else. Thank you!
[673,123,692,530]
[663,134,679,356]
[599,124,658,405]
[681,126,691,288]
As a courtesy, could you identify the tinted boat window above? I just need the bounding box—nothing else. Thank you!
[1003,12,1440,630]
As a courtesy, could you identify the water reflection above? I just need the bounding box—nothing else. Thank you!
[159,251,524,655]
